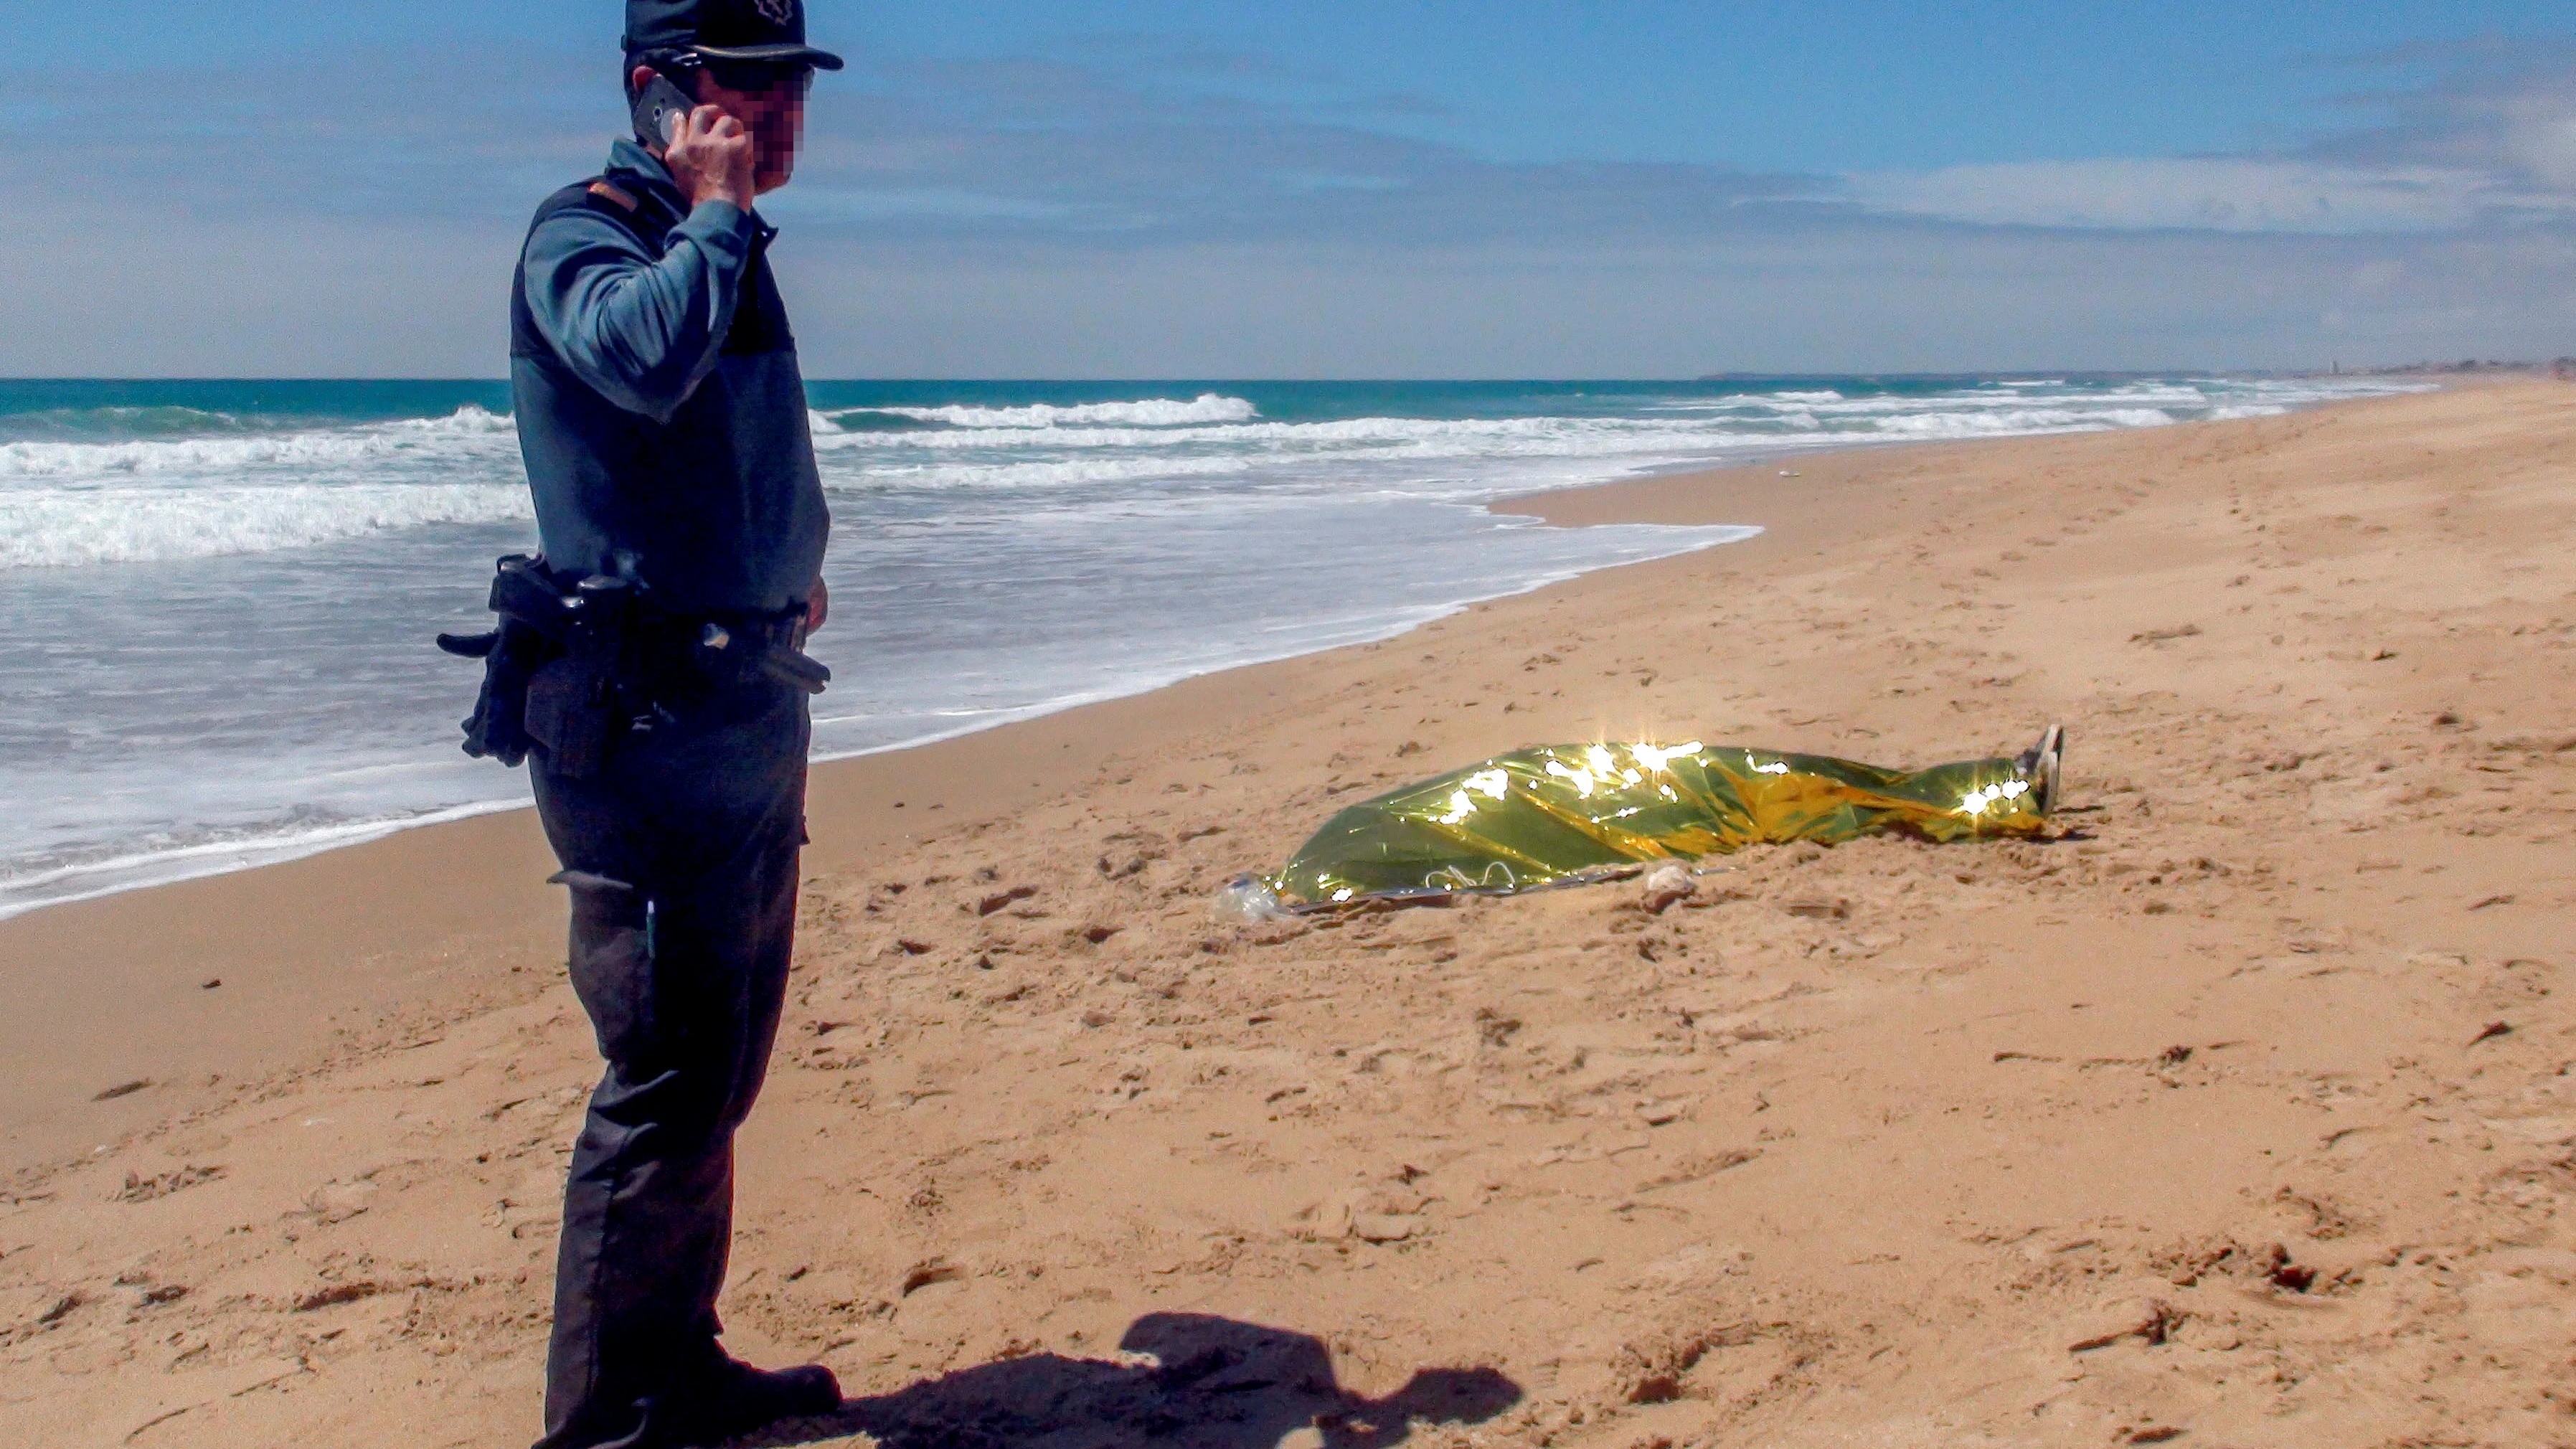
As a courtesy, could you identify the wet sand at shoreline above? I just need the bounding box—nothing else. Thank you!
[4,381,2571,1447]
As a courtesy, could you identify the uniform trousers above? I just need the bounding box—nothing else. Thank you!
[527,679,810,1449]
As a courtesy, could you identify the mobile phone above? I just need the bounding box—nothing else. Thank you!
[632,73,698,148]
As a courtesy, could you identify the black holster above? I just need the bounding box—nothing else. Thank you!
[524,575,639,781]
[438,554,636,778]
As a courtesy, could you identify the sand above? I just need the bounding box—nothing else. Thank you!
[2,380,2570,1448]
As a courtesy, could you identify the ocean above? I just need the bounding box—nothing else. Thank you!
[0,374,2423,919]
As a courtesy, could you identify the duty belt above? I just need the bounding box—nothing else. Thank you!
[437,554,830,778]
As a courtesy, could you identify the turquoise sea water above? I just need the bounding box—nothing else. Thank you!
[0,374,2424,916]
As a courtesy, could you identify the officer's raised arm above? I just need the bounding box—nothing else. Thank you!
[518,75,762,423]
[520,209,749,422]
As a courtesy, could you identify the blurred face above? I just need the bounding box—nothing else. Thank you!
[691,62,812,193]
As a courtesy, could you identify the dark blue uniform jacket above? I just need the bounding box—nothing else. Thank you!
[511,138,829,616]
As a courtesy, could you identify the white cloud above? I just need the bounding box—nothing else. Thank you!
[1849,156,2570,235]
[1844,54,2576,238]
[2500,95,2576,189]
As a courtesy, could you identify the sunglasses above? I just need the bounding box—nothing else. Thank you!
[691,60,816,98]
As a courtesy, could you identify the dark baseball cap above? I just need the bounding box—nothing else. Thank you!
[625,0,845,70]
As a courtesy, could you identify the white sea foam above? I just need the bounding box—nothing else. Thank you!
[0,383,2434,572]
[826,393,1259,430]
[793,384,2373,494]
[1866,406,2177,437]
[0,483,532,568]
[0,796,534,924]
[808,395,2255,459]
[0,432,415,478]
[827,453,1263,493]
[382,405,517,435]
[0,405,515,481]
[0,405,529,567]
[811,412,1754,456]
[810,423,1804,496]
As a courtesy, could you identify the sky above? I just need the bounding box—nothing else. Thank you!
[6,1,2575,377]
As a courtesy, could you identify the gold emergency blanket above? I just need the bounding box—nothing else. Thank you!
[1266,740,2048,907]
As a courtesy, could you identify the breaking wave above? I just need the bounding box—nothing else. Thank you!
[0,482,532,569]
[816,393,1259,431]
[0,405,514,480]
[1867,406,2178,437]
[0,406,528,568]
[0,381,2432,569]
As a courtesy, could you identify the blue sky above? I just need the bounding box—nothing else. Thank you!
[7,1,2575,375]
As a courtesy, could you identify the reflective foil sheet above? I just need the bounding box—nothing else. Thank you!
[1266,740,2047,907]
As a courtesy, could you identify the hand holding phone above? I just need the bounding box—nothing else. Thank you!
[633,75,755,212]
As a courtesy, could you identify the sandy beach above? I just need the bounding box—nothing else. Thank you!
[3,379,2571,1447]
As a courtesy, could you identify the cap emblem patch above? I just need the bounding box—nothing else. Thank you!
[752,0,797,24]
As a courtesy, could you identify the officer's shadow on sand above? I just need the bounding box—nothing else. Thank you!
[733,1311,1524,1449]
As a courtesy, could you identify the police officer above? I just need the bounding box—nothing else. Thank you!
[501,2,842,1445]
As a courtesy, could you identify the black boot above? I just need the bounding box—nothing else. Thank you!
[674,1359,843,1445]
